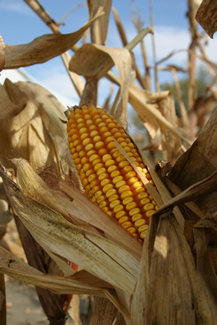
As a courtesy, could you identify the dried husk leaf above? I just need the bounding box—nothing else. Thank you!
[163,177,204,219]
[195,0,217,38]
[169,107,217,215]
[113,313,126,325]
[16,81,70,166]
[4,8,104,69]
[89,296,117,325]
[0,81,69,176]
[12,213,73,322]
[12,158,142,261]
[194,224,217,303]
[0,162,138,297]
[138,150,185,230]
[131,213,217,325]
[194,215,217,275]
[0,100,57,171]
[154,171,217,217]
[0,245,110,296]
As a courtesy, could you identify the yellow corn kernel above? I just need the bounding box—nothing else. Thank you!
[66,105,158,241]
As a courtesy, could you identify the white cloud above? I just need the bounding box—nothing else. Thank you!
[130,26,190,68]
[154,26,190,62]
[37,71,81,107]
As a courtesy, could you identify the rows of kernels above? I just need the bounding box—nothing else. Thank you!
[67,105,158,240]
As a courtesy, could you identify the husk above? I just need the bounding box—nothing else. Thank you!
[12,158,142,261]
[131,212,217,324]
[0,161,138,297]
[0,245,110,296]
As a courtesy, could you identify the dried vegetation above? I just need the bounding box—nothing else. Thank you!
[0,0,217,324]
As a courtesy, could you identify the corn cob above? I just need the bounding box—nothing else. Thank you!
[66,105,158,241]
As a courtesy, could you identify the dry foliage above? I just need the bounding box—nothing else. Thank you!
[196,0,217,38]
[0,1,217,325]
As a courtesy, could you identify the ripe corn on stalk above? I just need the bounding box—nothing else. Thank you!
[66,105,158,241]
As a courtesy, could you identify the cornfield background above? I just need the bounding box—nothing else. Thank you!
[0,0,217,324]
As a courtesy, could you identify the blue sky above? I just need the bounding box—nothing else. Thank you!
[0,0,216,108]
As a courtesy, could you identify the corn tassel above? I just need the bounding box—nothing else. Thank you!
[66,105,158,241]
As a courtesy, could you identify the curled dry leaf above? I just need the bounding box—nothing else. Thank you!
[0,79,27,120]
[4,7,104,69]
[16,81,69,166]
[0,81,71,178]
[69,43,132,127]
[196,0,217,38]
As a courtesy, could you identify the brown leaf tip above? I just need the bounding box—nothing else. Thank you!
[0,34,5,50]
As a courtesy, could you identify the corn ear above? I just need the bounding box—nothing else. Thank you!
[66,105,158,241]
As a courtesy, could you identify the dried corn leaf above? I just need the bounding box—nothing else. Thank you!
[89,0,112,45]
[0,79,27,119]
[129,83,194,146]
[4,8,104,69]
[131,213,217,324]
[194,225,217,303]
[192,86,217,131]
[0,162,138,296]
[0,100,56,171]
[0,245,110,296]
[154,171,217,217]
[12,158,142,261]
[89,296,117,325]
[0,81,68,175]
[194,215,217,276]
[149,90,182,163]
[169,107,217,214]
[139,151,185,230]
[16,81,69,162]
[196,0,217,38]
[13,214,74,323]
